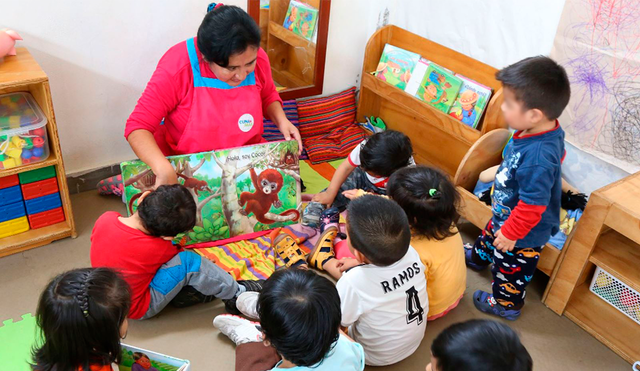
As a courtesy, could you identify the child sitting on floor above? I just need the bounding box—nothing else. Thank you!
[32,267,131,371]
[90,184,263,320]
[387,165,467,321]
[466,56,570,320]
[234,196,427,366]
[312,130,414,211]
[426,319,532,371]
[213,268,365,371]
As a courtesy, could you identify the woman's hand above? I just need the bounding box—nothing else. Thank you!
[277,118,303,155]
[153,161,178,188]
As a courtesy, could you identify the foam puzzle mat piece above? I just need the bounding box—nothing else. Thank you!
[0,313,40,371]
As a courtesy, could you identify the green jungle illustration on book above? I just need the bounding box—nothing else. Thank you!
[121,141,301,246]
[416,64,463,113]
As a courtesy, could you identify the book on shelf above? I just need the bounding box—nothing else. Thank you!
[448,74,493,129]
[404,57,431,96]
[283,0,319,41]
[415,63,463,113]
[374,44,421,91]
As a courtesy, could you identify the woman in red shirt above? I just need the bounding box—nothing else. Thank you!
[101,4,301,193]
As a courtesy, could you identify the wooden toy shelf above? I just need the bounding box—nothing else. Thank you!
[266,0,318,89]
[0,47,77,257]
[356,25,507,177]
[452,129,563,277]
[543,172,640,364]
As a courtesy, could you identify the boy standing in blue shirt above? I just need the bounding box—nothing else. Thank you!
[466,56,571,320]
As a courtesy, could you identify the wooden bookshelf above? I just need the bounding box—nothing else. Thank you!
[357,25,507,177]
[0,48,77,257]
[544,172,640,364]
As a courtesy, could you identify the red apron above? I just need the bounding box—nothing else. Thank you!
[157,38,264,155]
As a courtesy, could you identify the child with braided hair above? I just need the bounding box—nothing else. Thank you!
[32,267,131,371]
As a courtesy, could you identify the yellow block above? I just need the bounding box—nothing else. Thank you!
[0,216,30,238]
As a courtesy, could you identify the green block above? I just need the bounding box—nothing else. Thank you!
[18,166,56,184]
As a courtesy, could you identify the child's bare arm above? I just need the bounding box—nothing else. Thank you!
[479,165,500,183]
[313,160,357,205]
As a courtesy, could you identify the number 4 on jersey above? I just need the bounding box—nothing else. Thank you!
[405,286,424,325]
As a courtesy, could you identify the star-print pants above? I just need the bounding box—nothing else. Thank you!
[470,220,542,310]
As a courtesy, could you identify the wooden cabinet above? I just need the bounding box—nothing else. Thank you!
[544,172,640,364]
[0,48,77,257]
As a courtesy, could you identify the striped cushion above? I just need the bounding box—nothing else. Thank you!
[297,87,366,163]
[262,100,308,159]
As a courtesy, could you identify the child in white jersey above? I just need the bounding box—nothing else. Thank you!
[337,195,428,366]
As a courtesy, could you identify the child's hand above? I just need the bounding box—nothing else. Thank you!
[336,258,361,272]
[494,229,516,252]
[312,191,336,206]
[342,189,363,200]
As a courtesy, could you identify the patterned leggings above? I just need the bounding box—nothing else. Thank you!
[470,221,542,310]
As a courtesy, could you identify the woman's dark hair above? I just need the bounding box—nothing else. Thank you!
[32,268,131,371]
[258,269,341,367]
[137,184,196,237]
[360,130,413,177]
[197,4,261,67]
[388,165,460,240]
[347,195,411,266]
[431,320,533,371]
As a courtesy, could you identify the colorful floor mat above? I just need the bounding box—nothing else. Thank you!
[300,158,343,194]
[0,313,39,371]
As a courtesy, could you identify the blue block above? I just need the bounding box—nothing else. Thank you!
[24,193,61,215]
[0,185,23,206]
[0,201,25,223]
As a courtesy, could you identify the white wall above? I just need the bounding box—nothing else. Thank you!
[3,0,565,174]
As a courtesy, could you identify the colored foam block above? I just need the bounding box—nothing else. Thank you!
[0,201,26,223]
[0,175,19,190]
[27,207,65,229]
[18,166,56,184]
[21,177,58,200]
[0,185,23,206]
[0,216,29,238]
[24,192,61,215]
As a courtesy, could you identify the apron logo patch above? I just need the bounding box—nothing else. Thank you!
[238,113,254,133]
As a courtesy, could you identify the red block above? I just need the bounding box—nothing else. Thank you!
[21,177,59,200]
[0,175,19,190]
[28,207,65,229]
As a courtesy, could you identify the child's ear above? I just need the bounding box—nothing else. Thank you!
[528,108,546,123]
[160,236,174,241]
[137,190,152,205]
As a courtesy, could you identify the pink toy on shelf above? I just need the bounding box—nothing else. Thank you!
[0,29,22,58]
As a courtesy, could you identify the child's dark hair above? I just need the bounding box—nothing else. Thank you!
[347,195,411,266]
[360,130,413,177]
[496,56,570,121]
[32,268,131,371]
[137,184,196,237]
[388,165,460,240]
[258,269,341,367]
[431,319,532,371]
[197,5,261,68]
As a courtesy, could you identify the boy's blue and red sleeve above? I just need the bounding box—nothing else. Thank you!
[500,165,555,241]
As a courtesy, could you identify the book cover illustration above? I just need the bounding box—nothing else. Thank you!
[416,63,463,113]
[404,57,431,96]
[283,0,319,41]
[121,140,301,246]
[448,75,493,129]
[374,44,421,90]
[119,344,189,371]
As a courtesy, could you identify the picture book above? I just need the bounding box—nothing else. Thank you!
[448,75,493,129]
[121,140,301,246]
[415,63,463,113]
[404,58,431,96]
[119,344,190,371]
[283,0,319,41]
[374,44,421,90]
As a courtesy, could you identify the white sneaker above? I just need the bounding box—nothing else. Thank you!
[236,291,260,320]
[213,314,263,345]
